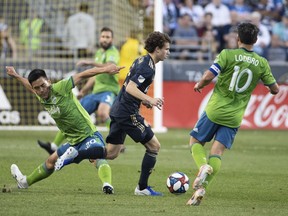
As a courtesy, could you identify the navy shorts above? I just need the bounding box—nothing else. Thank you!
[80,92,116,114]
[190,112,238,149]
[57,131,105,163]
[106,114,154,145]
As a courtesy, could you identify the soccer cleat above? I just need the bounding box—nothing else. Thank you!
[54,147,78,171]
[134,186,163,196]
[192,164,213,190]
[102,183,114,194]
[186,187,206,206]
[11,164,28,189]
[37,140,54,155]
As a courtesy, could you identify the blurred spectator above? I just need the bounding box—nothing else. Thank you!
[0,18,17,59]
[204,0,232,52]
[250,11,271,58]
[179,0,204,28]
[163,0,179,36]
[63,2,95,58]
[224,10,240,49]
[172,13,199,59]
[270,13,288,61]
[229,0,253,23]
[119,30,147,82]
[197,12,218,61]
[19,11,43,51]
[253,0,284,31]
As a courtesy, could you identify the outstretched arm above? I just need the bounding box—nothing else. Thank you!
[126,80,164,110]
[73,64,124,86]
[194,70,216,93]
[6,66,35,93]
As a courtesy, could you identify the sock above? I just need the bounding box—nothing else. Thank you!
[77,146,106,160]
[53,131,65,147]
[205,155,222,189]
[104,117,111,130]
[96,159,112,185]
[138,151,157,190]
[50,143,58,151]
[191,143,207,169]
[26,163,54,186]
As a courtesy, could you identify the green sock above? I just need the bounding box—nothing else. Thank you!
[96,159,112,185]
[53,131,65,146]
[105,118,111,130]
[205,155,222,189]
[26,163,54,186]
[191,143,207,169]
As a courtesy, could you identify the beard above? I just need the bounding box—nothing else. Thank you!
[100,42,112,50]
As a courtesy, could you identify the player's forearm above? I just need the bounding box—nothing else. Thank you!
[126,82,150,102]
[14,75,34,93]
[73,67,105,85]
[198,70,215,88]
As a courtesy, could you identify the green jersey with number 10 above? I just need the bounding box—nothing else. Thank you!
[205,48,276,128]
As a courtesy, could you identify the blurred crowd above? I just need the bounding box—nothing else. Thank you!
[162,0,288,61]
[1,0,288,62]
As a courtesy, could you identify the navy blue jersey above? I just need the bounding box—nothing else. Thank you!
[110,54,155,117]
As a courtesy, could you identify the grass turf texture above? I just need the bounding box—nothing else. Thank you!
[0,129,287,216]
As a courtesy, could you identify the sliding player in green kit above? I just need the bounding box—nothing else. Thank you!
[6,64,123,193]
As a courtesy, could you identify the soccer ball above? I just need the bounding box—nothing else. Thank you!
[166,172,189,194]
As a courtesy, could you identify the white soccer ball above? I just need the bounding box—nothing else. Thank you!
[166,172,189,194]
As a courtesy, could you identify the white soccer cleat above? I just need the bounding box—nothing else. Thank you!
[102,183,114,194]
[54,147,78,171]
[186,187,206,206]
[134,186,163,196]
[11,164,28,189]
[192,164,213,190]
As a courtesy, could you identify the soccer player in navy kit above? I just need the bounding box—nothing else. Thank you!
[105,31,171,196]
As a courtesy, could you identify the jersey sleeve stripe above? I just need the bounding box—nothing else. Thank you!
[209,63,221,76]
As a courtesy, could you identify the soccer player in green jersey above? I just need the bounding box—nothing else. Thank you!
[186,22,279,206]
[6,64,123,192]
[37,27,121,193]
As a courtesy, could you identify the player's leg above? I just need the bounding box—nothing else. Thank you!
[205,126,238,189]
[11,152,57,188]
[93,159,114,194]
[120,114,162,196]
[134,134,162,196]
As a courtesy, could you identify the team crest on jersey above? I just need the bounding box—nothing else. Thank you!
[138,56,144,64]
[51,96,57,104]
[138,75,145,83]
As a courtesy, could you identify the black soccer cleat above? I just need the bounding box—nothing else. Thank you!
[37,140,54,155]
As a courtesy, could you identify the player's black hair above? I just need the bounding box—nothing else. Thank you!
[237,22,259,45]
[28,69,48,84]
[101,27,114,38]
[144,31,171,53]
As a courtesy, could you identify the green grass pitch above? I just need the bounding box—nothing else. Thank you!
[0,129,287,216]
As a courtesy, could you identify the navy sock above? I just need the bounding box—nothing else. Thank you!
[75,146,106,163]
[138,151,157,190]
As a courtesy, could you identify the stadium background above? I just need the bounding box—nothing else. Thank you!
[0,0,287,130]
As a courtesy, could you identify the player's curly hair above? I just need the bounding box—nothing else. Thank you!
[144,31,171,53]
[237,22,259,45]
[28,69,48,84]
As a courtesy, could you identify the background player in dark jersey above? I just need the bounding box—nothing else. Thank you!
[104,31,171,196]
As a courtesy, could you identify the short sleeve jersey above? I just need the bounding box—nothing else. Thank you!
[206,48,276,128]
[92,45,120,95]
[110,54,155,117]
[36,77,97,145]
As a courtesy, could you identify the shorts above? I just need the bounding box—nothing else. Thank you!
[190,112,238,149]
[57,131,105,163]
[106,114,154,145]
[80,92,116,114]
